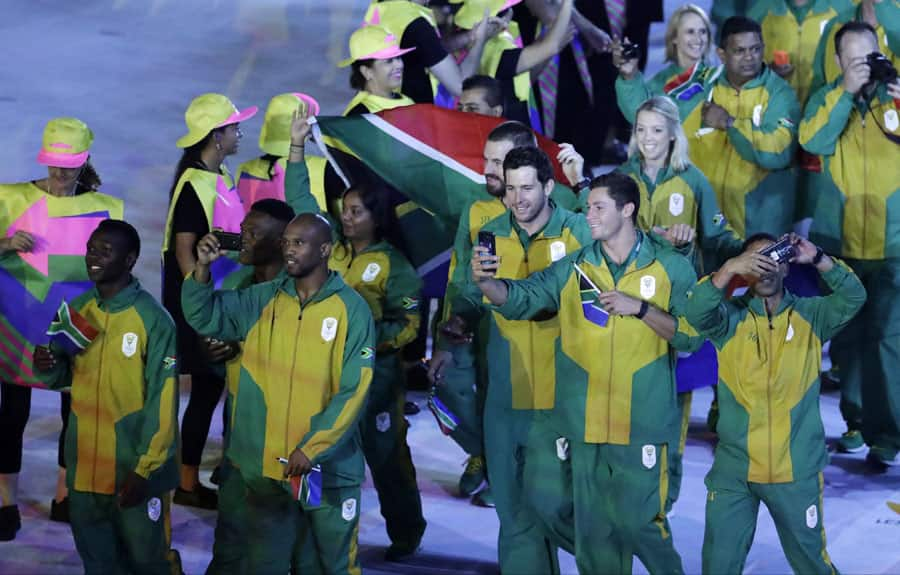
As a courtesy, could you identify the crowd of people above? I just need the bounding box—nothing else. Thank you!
[1,0,899,574]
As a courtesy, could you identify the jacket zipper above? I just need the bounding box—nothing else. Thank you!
[92,311,110,490]
[285,302,303,459]
[766,306,774,483]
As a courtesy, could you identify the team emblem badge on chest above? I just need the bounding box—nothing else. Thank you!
[668,193,684,216]
[122,333,138,358]
[321,317,338,342]
[885,109,899,132]
[362,263,381,283]
[640,275,656,300]
[550,241,567,262]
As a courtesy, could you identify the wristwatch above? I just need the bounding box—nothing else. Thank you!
[573,177,591,193]
[812,246,825,266]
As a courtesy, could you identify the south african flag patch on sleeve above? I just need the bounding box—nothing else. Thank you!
[401,297,419,311]
[360,346,374,360]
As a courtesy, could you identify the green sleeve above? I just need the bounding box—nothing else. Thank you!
[683,276,731,347]
[798,82,855,156]
[615,72,652,124]
[299,297,375,464]
[711,0,746,28]
[726,77,800,169]
[133,305,179,479]
[692,168,743,265]
[812,259,867,342]
[664,254,703,353]
[181,274,268,341]
[810,16,841,94]
[378,253,423,351]
[876,1,900,58]
[284,161,322,217]
[494,254,573,320]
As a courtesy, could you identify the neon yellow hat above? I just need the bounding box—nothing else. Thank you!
[176,93,258,148]
[338,24,416,68]
[37,118,93,168]
[258,93,321,157]
[454,0,522,30]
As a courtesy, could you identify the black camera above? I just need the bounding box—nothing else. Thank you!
[622,43,641,61]
[867,52,898,86]
[759,236,795,264]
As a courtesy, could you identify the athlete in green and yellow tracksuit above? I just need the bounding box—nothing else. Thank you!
[800,37,900,461]
[616,60,720,126]
[285,157,427,555]
[183,255,375,575]
[39,235,180,575]
[685,237,865,574]
[750,0,854,106]
[688,65,800,238]
[618,154,742,509]
[455,201,592,573]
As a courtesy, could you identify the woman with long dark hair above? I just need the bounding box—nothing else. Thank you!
[161,93,257,509]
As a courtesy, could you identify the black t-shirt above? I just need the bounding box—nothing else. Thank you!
[400,17,448,104]
[162,182,208,318]
[495,48,529,125]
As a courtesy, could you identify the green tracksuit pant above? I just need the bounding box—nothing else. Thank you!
[361,352,426,548]
[831,258,900,449]
[244,476,361,575]
[667,391,693,511]
[483,404,560,575]
[433,340,486,457]
[522,412,683,575]
[703,471,838,575]
[69,489,178,575]
[205,460,247,575]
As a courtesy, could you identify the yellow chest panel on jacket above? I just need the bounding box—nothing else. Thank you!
[493,230,583,410]
[559,260,673,444]
[719,309,821,483]
[468,199,507,242]
[636,175,699,231]
[343,251,391,321]
[70,304,147,494]
[761,9,836,104]
[239,292,349,480]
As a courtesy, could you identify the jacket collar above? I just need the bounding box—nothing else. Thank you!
[93,276,142,313]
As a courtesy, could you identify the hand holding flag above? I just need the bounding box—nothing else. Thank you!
[574,262,609,327]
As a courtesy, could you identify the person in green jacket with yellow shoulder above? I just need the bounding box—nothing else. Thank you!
[35,219,181,575]
[685,232,865,574]
[286,107,427,561]
[473,172,700,575]
[800,21,900,464]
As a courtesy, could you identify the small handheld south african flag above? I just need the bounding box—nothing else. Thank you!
[427,386,459,435]
[45,301,99,356]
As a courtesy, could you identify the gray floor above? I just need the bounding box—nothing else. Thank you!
[2,1,900,574]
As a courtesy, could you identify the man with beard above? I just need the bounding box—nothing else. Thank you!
[685,233,864,573]
[183,214,375,575]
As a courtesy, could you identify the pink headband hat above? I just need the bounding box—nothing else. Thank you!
[338,24,416,68]
[37,117,94,169]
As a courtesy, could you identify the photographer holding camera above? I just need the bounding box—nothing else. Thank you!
[685,232,865,574]
[800,21,900,465]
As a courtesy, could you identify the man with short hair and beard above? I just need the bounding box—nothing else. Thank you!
[183,213,375,575]
[472,173,698,574]
[457,74,505,117]
[685,233,864,573]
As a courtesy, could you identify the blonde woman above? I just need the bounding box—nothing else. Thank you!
[614,4,716,123]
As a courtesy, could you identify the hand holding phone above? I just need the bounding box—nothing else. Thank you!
[212,231,242,252]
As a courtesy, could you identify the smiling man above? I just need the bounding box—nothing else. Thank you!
[34,219,181,575]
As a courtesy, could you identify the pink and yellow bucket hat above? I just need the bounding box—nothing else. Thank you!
[338,25,416,68]
[258,92,321,157]
[176,93,258,148]
[37,118,94,169]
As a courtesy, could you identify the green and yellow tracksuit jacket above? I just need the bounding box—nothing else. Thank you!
[494,232,701,444]
[182,271,375,489]
[684,262,865,482]
[799,79,900,260]
[688,67,801,238]
[811,1,900,94]
[617,156,743,273]
[711,0,748,29]
[748,0,853,105]
[615,61,720,124]
[456,207,594,411]
[43,279,179,496]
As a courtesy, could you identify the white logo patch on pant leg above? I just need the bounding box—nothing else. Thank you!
[642,445,657,469]
[556,437,570,461]
[147,497,161,522]
[342,498,357,521]
[806,504,818,528]
[375,411,391,432]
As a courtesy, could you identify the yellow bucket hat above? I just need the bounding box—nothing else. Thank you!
[338,24,416,68]
[258,93,321,157]
[37,117,94,168]
[454,0,522,30]
[176,93,258,148]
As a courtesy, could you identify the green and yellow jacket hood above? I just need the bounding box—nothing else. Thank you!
[182,270,375,489]
[616,60,720,124]
[811,1,900,94]
[458,206,593,411]
[748,0,853,105]
[687,66,801,238]
[43,278,179,496]
[495,232,701,444]
[799,78,900,260]
[685,262,865,483]
[618,156,743,273]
